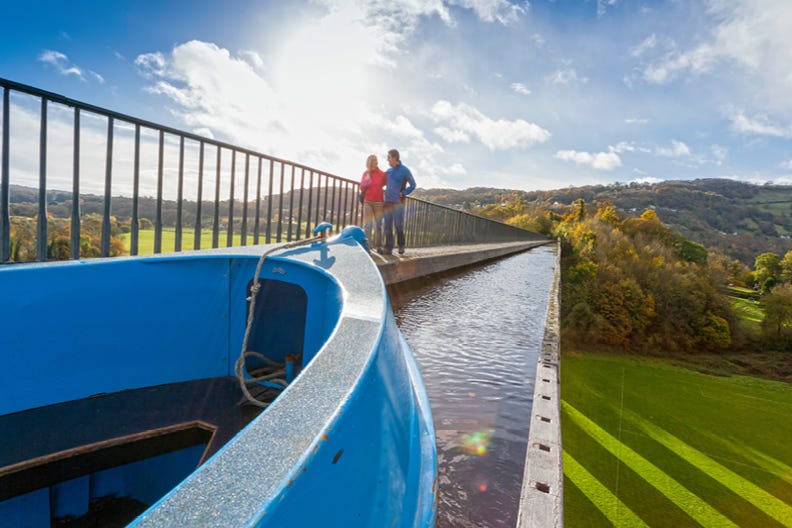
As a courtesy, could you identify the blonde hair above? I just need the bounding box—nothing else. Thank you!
[365,154,378,170]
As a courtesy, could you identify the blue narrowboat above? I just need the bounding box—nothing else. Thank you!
[0,225,437,527]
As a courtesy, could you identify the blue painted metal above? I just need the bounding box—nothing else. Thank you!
[0,232,436,526]
[285,355,296,383]
[313,221,333,237]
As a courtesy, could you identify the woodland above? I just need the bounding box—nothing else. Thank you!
[6,179,792,365]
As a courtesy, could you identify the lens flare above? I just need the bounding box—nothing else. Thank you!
[460,430,493,456]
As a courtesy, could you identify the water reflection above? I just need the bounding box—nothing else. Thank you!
[390,245,557,528]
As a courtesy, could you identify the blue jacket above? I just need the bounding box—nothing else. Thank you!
[384,163,416,203]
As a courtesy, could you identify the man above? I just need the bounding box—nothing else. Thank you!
[380,149,416,255]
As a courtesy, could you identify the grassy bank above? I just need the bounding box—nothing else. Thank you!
[120,228,256,255]
[561,351,792,527]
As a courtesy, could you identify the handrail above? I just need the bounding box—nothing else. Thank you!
[0,77,542,263]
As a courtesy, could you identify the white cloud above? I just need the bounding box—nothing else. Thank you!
[443,163,467,176]
[135,52,167,78]
[725,173,792,186]
[630,34,657,58]
[546,67,588,86]
[625,117,649,124]
[433,126,470,143]
[510,82,531,95]
[779,160,792,170]
[642,0,792,116]
[728,110,792,138]
[554,149,622,170]
[611,141,651,155]
[449,0,526,24]
[642,44,717,83]
[612,142,636,153]
[431,100,551,150]
[382,114,426,140]
[38,50,84,80]
[597,0,619,17]
[631,176,663,185]
[135,41,297,156]
[654,139,691,158]
[310,0,526,66]
[711,144,727,165]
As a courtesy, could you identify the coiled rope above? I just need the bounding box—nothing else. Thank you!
[236,231,329,407]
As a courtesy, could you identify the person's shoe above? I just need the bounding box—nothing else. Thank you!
[398,246,405,255]
[377,247,392,255]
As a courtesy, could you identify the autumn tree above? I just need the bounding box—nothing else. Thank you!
[780,250,792,284]
[557,200,733,353]
[760,285,792,348]
[755,252,782,292]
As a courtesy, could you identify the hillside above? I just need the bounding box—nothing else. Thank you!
[8,178,791,265]
[412,179,792,265]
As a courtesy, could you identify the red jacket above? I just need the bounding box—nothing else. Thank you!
[360,168,385,202]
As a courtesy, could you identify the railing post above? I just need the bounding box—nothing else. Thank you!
[266,158,274,243]
[130,124,140,256]
[101,117,114,258]
[276,162,284,242]
[296,168,305,240]
[175,136,184,252]
[154,129,163,254]
[305,170,314,236]
[287,165,295,241]
[0,87,8,262]
[241,153,249,246]
[194,141,204,250]
[70,108,81,260]
[254,156,262,244]
[37,98,47,261]
[212,146,221,249]
[227,150,236,247]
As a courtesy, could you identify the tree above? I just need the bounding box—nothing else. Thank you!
[780,250,792,284]
[760,285,792,339]
[594,202,620,226]
[557,202,732,353]
[754,252,782,289]
[9,217,36,262]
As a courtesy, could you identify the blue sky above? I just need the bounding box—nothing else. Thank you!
[2,0,792,192]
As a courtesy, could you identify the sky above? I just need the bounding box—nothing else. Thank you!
[2,0,792,192]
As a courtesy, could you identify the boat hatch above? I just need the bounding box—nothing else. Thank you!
[0,377,265,526]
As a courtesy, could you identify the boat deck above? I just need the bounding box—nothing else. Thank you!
[0,377,272,502]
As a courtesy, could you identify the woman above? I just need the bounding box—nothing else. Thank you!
[359,154,386,250]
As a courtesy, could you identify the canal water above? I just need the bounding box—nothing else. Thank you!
[390,245,557,528]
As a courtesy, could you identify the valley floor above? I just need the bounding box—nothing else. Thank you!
[561,350,792,527]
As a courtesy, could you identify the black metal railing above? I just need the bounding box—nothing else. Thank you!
[403,197,545,247]
[0,78,542,264]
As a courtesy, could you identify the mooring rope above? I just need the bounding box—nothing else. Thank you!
[236,230,328,407]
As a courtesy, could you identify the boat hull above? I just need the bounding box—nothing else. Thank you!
[0,230,436,527]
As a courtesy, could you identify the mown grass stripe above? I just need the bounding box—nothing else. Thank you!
[738,442,792,487]
[564,450,650,528]
[562,400,739,528]
[625,411,792,526]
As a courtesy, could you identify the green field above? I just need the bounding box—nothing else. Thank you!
[732,297,763,323]
[120,227,273,255]
[562,352,792,527]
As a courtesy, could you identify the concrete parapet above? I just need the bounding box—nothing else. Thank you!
[373,240,551,285]
[516,239,563,528]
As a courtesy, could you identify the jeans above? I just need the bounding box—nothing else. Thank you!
[383,201,405,251]
[362,200,384,248]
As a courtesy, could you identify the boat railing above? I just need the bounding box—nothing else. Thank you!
[0,77,543,264]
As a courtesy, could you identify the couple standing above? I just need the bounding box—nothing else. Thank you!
[359,149,415,255]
